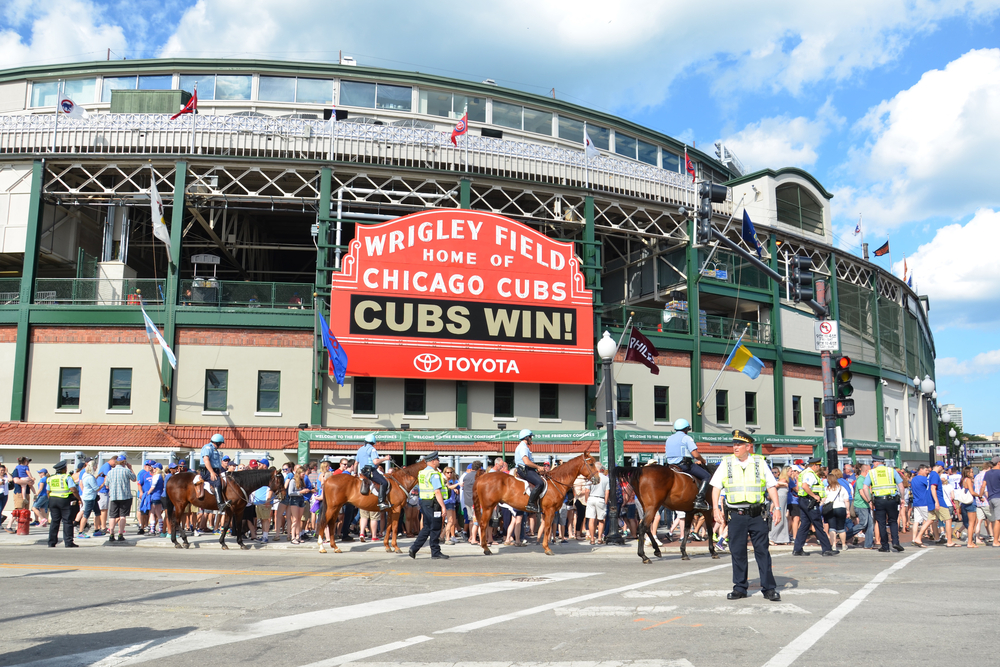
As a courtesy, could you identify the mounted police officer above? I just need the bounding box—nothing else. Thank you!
[199,433,231,511]
[47,460,80,548]
[711,430,780,600]
[792,457,837,556]
[409,452,449,559]
[357,433,391,510]
[865,455,905,552]
[665,418,710,510]
[515,429,546,513]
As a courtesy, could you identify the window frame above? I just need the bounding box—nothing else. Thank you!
[108,368,132,410]
[404,378,426,416]
[58,367,81,409]
[814,397,823,428]
[353,377,376,415]
[493,382,515,418]
[256,370,281,413]
[792,395,802,427]
[204,369,229,412]
[716,389,729,424]
[653,385,669,422]
[617,384,633,421]
[539,384,559,419]
[745,391,757,426]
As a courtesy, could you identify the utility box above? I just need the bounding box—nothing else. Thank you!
[110,89,192,114]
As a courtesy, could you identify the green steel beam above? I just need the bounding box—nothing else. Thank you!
[312,167,333,427]
[158,161,186,423]
[10,161,45,421]
[871,272,885,443]
[460,179,471,209]
[698,282,772,303]
[769,235,785,435]
[584,195,598,430]
[456,381,468,428]
[687,218,702,431]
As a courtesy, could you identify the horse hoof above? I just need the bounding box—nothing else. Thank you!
[394,548,402,554]
[174,543,182,550]
[681,555,690,561]
[183,543,190,549]
[333,547,342,554]
[642,558,651,564]
[318,547,327,554]
[221,545,229,550]
[483,548,492,555]
[544,549,553,556]
[653,551,662,558]
[712,554,720,560]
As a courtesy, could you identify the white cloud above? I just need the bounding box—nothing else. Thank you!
[837,48,1000,234]
[718,100,843,171]
[937,349,1000,376]
[0,1,127,68]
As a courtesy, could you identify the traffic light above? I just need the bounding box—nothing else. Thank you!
[789,255,814,302]
[834,355,855,417]
[695,181,728,245]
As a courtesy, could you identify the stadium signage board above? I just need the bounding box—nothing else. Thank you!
[331,209,594,383]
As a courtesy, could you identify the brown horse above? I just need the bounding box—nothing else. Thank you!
[315,460,427,554]
[165,467,285,550]
[474,452,599,556]
[624,464,719,563]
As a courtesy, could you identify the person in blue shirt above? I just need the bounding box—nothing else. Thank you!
[514,429,546,513]
[664,419,711,510]
[199,434,230,511]
[12,457,33,508]
[928,462,952,545]
[356,433,392,510]
[32,468,50,526]
[137,460,152,535]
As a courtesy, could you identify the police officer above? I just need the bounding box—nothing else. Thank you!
[711,430,780,600]
[792,457,837,556]
[47,460,80,548]
[514,429,546,513]
[665,418,711,510]
[864,455,905,552]
[199,433,230,511]
[357,433,392,510]
[409,452,449,559]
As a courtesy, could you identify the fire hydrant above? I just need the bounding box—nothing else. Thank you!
[12,508,31,535]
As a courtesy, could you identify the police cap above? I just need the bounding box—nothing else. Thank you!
[806,456,823,465]
[53,459,68,472]
[422,451,440,462]
[731,429,754,445]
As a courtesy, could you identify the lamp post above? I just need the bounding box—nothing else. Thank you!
[597,330,625,546]
[917,375,935,465]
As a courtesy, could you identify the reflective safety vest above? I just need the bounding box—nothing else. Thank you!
[418,467,448,501]
[797,469,826,499]
[48,473,73,498]
[721,455,766,504]
[869,465,898,497]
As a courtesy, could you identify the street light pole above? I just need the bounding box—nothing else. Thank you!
[597,331,625,546]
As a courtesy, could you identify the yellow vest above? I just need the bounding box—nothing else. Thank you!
[418,467,448,500]
[869,465,898,497]
[48,473,73,498]
[721,454,766,504]
[797,469,826,499]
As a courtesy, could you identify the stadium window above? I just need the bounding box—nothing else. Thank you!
[375,83,412,111]
[558,116,584,143]
[204,369,229,412]
[792,395,802,427]
[404,378,426,416]
[340,80,376,108]
[492,100,522,130]
[539,384,559,419]
[101,76,136,103]
[353,377,376,414]
[587,124,610,150]
[654,386,670,422]
[215,75,251,101]
[454,94,486,122]
[138,75,172,90]
[522,107,553,135]
[58,367,81,409]
[637,139,658,166]
[615,132,637,159]
[745,391,757,425]
[64,78,97,104]
[617,384,633,421]
[30,81,59,107]
[419,89,452,117]
[108,368,132,410]
[716,389,729,424]
[662,151,680,172]
[776,183,824,235]
[494,382,514,418]
[814,398,823,428]
[179,75,214,100]
[295,78,333,104]
[258,76,296,102]
[256,371,281,413]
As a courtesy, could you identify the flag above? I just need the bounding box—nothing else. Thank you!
[450,111,468,146]
[583,127,600,159]
[874,240,890,257]
[624,328,659,375]
[741,210,763,258]
[907,273,913,288]
[725,342,764,380]
[854,216,862,236]
[903,256,908,281]
[59,96,89,120]
[171,87,197,120]
[318,310,349,386]
[149,166,173,265]
[140,304,177,370]
[685,148,696,182]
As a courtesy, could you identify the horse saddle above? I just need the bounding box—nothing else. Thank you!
[516,476,548,499]
[668,464,695,481]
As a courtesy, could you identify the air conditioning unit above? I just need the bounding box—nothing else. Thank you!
[340,56,357,66]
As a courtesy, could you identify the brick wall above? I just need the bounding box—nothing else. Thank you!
[615,348,692,368]
[782,362,822,381]
[0,325,16,343]
[177,328,311,348]
[30,326,147,344]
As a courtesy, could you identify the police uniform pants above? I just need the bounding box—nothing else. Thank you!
[48,496,75,547]
[411,499,443,556]
[727,508,776,593]
[873,496,901,547]
[678,462,711,483]
[364,467,389,495]
[793,500,833,552]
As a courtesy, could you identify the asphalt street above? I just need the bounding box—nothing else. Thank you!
[1,531,995,667]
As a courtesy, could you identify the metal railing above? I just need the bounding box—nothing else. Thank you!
[179,280,313,309]
[33,278,165,305]
[703,315,771,344]
[604,304,689,335]
[0,113,732,213]
[0,278,21,306]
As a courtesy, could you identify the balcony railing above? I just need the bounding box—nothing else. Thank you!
[0,278,21,306]
[33,278,165,305]
[603,304,689,335]
[179,280,313,309]
[703,315,771,344]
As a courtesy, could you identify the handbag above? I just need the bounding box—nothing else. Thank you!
[954,487,973,505]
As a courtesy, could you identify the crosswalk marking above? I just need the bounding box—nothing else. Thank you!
[298,636,432,667]
[330,662,696,667]
[555,605,679,617]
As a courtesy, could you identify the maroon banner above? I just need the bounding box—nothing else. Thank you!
[625,328,659,375]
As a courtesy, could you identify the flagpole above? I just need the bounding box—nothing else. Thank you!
[190,82,197,155]
[141,301,168,398]
[859,214,864,254]
[51,79,62,153]
[698,327,748,408]
[464,106,469,173]
[584,121,590,189]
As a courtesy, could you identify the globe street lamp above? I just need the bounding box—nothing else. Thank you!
[596,330,625,546]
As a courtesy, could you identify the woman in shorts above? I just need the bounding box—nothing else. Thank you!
[285,465,307,544]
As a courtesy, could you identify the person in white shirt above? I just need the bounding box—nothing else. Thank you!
[586,463,609,545]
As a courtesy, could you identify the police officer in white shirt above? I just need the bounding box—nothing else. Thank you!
[514,430,545,513]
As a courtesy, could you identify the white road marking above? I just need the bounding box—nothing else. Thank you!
[622,589,689,598]
[333,662,695,667]
[690,603,808,615]
[552,602,806,617]
[693,589,837,597]
[299,636,432,667]
[762,549,930,667]
[437,562,730,634]
[554,605,679,617]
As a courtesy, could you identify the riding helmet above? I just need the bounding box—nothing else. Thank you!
[211,433,225,444]
[518,428,533,440]
[673,418,691,432]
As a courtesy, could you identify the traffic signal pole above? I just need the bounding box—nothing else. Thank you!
[815,279,838,468]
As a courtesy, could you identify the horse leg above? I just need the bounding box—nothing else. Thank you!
[328,503,342,553]
[167,497,181,549]
[218,510,229,550]
[479,501,495,555]
[680,514,692,561]
[236,505,250,550]
[541,507,555,555]
[387,510,401,553]
[706,510,719,559]
[316,500,328,553]
[648,502,663,558]
[636,503,651,564]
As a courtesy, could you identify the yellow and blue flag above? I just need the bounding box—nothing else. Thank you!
[725,342,764,379]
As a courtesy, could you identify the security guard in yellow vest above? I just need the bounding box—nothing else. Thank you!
[792,456,837,556]
[711,430,782,601]
[864,455,905,552]
[409,452,449,560]
[47,460,81,548]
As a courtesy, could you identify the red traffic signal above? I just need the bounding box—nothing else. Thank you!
[835,356,851,369]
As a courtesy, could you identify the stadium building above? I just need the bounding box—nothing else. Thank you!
[0,58,938,469]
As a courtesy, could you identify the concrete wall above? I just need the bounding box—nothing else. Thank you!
[784,376,825,436]
[612,362,692,430]
[325,377,456,430]
[841,374,877,441]
[0,163,33,254]
[882,381,907,446]
[781,306,816,353]
[0,337,16,419]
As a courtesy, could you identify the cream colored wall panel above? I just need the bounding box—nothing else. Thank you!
[324,377,455,429]
[0,163,32,254]
[611,362,692,431]
[784,376,825,436]
[0,342,16,418]
[699,370,774,434]
[0,81,27,112]
[881,382,906,445]
[841,375,877,442]
[780,307,816,353]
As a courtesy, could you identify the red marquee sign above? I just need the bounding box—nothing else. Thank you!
[330,210,594,384]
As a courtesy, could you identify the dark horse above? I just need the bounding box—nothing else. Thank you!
[473,452,599,556]
[623,464,719,563]
[315,459,427,554]
[165,467,285,550]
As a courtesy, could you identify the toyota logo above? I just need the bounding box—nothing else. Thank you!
[413,353,442,373]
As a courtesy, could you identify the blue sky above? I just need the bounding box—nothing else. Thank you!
[3,0,999,434]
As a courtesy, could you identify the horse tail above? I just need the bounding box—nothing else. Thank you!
[472,468,484,523]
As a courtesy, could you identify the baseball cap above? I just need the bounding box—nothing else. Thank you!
[793,464,805,472]
[934,460,945,467]
[119,451,127,459]
[38,468,48,474]
[76,462,86,472]
[991,456,1000,464]
[258,459,270,466]
[248,460,259,468]
[222,456,231,462]
[154,463,163,469]
[117,455,127,462]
